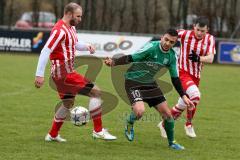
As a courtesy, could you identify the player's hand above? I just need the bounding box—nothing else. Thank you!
[87,44,95,54]
[35,76,44,88]
[104,57,114,67]
[188,50,200,62]
[182,95,195,110]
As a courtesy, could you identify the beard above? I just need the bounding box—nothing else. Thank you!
[70,18,78,26]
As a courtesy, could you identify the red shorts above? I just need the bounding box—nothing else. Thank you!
[52,72,93,99]
[179,70,200,91]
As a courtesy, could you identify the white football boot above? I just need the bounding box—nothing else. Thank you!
[184,125,197,138]
[92,128,117,140]
[45,133,67,142]
[157,121,167,138]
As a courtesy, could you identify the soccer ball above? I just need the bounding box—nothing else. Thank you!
[70,106,90,126]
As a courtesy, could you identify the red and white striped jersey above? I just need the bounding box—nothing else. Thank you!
[44,20,78,78]
[177,30,216,79]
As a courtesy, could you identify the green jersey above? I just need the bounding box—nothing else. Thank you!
[125,41,178,83]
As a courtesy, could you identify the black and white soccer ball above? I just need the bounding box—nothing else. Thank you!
[70,106,90,126]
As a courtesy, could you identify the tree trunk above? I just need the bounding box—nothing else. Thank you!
[220,0,228,37]
[144,0,149,33]
[53,0,59,19]
[8,0,14,28]
[100,0,107,30]
[153,0,158,33]
[119,0,127,32]
[131,0,138,33]
[90,0,96,30]
[182,0,188,29]
[168,0,174,27]
[176,0,182,25]
[229,0,237,34]
[0,0,6,25]
[32,0,40,28]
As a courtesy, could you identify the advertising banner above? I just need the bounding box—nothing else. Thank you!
[0,30,50,53]
[218,41,240,64]
[76,33,152,57]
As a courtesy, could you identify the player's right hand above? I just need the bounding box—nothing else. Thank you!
[35,76,45,88]
[104,57,114,67]
[182,95,195,110]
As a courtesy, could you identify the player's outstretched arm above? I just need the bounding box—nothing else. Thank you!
[34,47,51,88]
[76,41,95,54]
[104,54,133,67]
[171,77,194,109]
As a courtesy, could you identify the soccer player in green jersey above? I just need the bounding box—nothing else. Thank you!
[105,29,194,150]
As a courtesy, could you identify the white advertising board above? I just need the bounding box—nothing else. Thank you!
[76,33,152,57]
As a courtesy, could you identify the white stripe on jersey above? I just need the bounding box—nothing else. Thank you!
[183,31,191,71]
[63,26,72,70]
[46,29,65,51]
[61,40,71,73]
[189,36,196,75]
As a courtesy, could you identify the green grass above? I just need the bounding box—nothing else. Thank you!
[0,53,240,160]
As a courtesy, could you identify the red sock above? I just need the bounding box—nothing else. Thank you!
[49,117,64,137]
[186,107,197,126]
[171,105,184,120]
[90,107,102,132]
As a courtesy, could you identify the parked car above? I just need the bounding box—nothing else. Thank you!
[15,11,56,29]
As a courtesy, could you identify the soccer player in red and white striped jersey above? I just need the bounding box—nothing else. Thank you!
[158,16,216,138]
[34,2,116,142]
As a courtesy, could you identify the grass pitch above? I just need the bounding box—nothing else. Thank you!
[0,53,240,160]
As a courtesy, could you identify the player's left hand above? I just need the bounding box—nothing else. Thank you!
[188,50,200,62]
[87,45,95,54]
[182,95,195,110]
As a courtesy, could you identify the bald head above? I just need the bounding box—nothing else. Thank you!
[64,2,82,14]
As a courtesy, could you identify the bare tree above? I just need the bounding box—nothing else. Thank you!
[229,0,238,33]
[182,0,189,29]
[168,0,174,27]
[119,0,127,32]
[219,0,227,36]
[144,0,149,33]
[8,0,14,28]
[89,0,97,30]
[0,0,6,25]
[53,0,59,19]
[131,0,138,33]
[32,0,40,27]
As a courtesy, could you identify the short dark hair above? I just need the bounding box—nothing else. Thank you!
[195,16,209,27]
[64,2,82,14]
[165,28,178,37]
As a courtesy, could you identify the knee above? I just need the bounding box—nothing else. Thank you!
[186,85,201,106]
[89,85,101,97]
[89,97,102,111]
[62,98,75,109]
[133,106,145,119]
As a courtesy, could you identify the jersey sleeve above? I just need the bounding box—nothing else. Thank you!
[44,29,65,51]
[208,35,216,55]
[168,52,179,78]
[177,29,185,41]
[131,42,154,62]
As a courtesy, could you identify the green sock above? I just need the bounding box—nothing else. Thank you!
[127,112,137,124]
[164,118,175,145]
